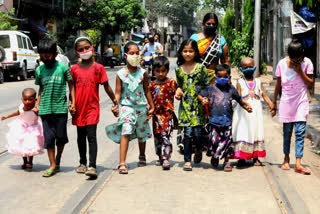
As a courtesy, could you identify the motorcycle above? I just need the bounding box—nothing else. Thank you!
[102,53,118,68]
[142,52,153,79]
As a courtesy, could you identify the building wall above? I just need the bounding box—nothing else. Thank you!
[0,0,13,12]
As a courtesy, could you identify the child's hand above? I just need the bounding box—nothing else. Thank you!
[244,104,252,113]
[1,116,8,120]
[175,88,183,100]
[271,109,276,117]
[147,107,154,120]
[69,103,76,116]
[112,103,119,117]
[270,103,277,117]
[201,97,209,106]
[32,107,39,115]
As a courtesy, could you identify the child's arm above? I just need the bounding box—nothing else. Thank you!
[240,99,252,113]
[236,81,242,96]
[232,86,252,112]
[260,83,274,112]
[112,75,122,117]
[291,61,314,87]
[1,110,19,120]
[104,81,119,117]
[175,88,183,100]
[67,80,76,115]
[33,85,43,114]
[143,72,155,120]
[197,95,209,106]
[271,77,281,117]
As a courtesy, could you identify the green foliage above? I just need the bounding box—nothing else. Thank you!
[261,62,268,76]
[0,9,18,30]
[84,29,101,48]
[295,0,314,8]
[229,30,253,67]
[203,0,231,11]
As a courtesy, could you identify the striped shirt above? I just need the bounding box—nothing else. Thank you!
[35,61,72,115]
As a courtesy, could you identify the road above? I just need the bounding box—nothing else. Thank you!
[0,59,319,214]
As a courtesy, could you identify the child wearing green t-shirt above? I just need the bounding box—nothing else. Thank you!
[35,38,75,177]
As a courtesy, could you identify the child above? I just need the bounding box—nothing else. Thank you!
[232,57,274,167]
[273,40,313,175]
[106,41,154,174]
[35,38,75,177]
[198,64,252,172]
[175,39,210,171]
[149,56,177,170]
[1,88,44,169]
[71,37,118,178]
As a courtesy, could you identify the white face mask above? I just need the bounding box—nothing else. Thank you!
[126,54,140,67]
[77,46,93,60]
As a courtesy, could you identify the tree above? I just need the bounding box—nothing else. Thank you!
[0,9,18,30]
[203,0,231,11]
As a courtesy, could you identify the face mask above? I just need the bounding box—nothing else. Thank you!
[77,46,93,60]
[215,77,229,86]
[126,54,140,67]
[240,66,256,78]
[42,59,56,67]
[23,100,36,110]
[204,25,217,36]
[149,38,154,43]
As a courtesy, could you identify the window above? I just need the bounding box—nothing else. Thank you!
[0,35,10,48]
[27,39,33,50]
[17,35,23,48]
[22,37,27,49]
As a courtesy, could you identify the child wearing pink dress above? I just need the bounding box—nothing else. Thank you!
[1,88,44,169]
[273,40,313,175]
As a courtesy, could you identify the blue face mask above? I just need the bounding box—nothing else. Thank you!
[215,77,229,86]
[240,66,256,78]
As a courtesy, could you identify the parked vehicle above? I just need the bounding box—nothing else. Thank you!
[0,46,4,83]
[0,31,39,81]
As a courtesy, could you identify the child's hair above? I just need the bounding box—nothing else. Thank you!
[38,38,57,54]
[203,13,219,26]
[153,56,169,71]
[288,39,304,58]
[74,37,92,50]
[124,41,139,54]
[177,39,201,66]
[215,64,230,75]
[22,88,37,98]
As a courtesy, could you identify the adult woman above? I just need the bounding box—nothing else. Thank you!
[190,13,229,84]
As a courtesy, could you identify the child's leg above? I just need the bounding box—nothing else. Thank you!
[47,148,56,170]
[120,135,130,165]
[283,123,294,167]
[154,134,162,161]
[293,122,306,168]
[21,157,28,169]
[193,127,202,163]
[87,125,98,168]
[77,126,88,166]
[28,156,33,165]
[161,131,173,161]
[183,126,193,164]
[55,145,65,166]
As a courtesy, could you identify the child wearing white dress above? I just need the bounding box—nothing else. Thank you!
[1,88,44,169]
[232,57,274,167]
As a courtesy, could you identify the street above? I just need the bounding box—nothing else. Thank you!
[0,59,319,214]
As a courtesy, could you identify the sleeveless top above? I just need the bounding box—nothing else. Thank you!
[238,78,262,100]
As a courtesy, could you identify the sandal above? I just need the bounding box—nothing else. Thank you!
[281,163,290,170]
[193,151,203,164]
[118,163,128,174]
[55,164,60,172]
[211,157,219,168]
[42,169,55,177]
[138,155,146,167]
[183,162,192,171]
[85,167,98,178]
[162,160,170,170]
[223,162,232,172]
[76,164,87,174]
[21,164,27,169]
[294,166,311,175]
[155,160,163,166]
[253,158,264,166]
[26,163,33,169]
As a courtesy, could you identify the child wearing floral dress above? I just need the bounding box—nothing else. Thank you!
[149,56,177,170]
[273,40,313,175]
[1,88,44,169]
[175,39,210,171]
[232,57,274,167]
[106,41,154,174]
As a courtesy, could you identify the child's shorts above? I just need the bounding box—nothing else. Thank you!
[41,114,69,149]
[106,106,152,143]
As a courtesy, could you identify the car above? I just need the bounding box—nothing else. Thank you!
[34,45,70,68]
[0,30,39,81]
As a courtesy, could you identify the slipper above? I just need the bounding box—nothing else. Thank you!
[253,158,264,166]
[281,163,290,170]
[42,169,55,177]
[294,166,311,175]
[223,162,232,172]
[76,164,87,174]
[21,164,27,169]
[155,160,163,166]
[85,167,98,178]
[194,151,203,164]
[118,163,128,174]
[211,157,219,168]
[26,163,33,169]
[138,155,146,167]
[55,165,60,172]
[183,162,192,171]
[162,160,170,170]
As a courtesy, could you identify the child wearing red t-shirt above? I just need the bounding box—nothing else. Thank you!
[71,37,118,178]
[149,56,177,170]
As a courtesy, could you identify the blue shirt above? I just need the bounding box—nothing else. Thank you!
[199,84,242,127]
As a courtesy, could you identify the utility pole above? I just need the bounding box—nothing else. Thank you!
[272,0,278,75]
[151,0,154,35]
[253,0,261,77]
[234,0,240,31]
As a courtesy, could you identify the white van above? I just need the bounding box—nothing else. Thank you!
[0,31,39,81]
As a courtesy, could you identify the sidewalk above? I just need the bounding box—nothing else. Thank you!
[231,67,320,154]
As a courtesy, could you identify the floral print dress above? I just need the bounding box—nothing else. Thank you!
[175,63,209,127]
[105,68,152,143]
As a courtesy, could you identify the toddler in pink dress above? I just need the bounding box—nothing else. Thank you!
[1,88,44,169]
[272,40,313,175]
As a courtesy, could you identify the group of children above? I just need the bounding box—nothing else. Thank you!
[1,37,312,178]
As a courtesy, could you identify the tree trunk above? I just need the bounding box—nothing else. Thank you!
[234,0,240,31]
